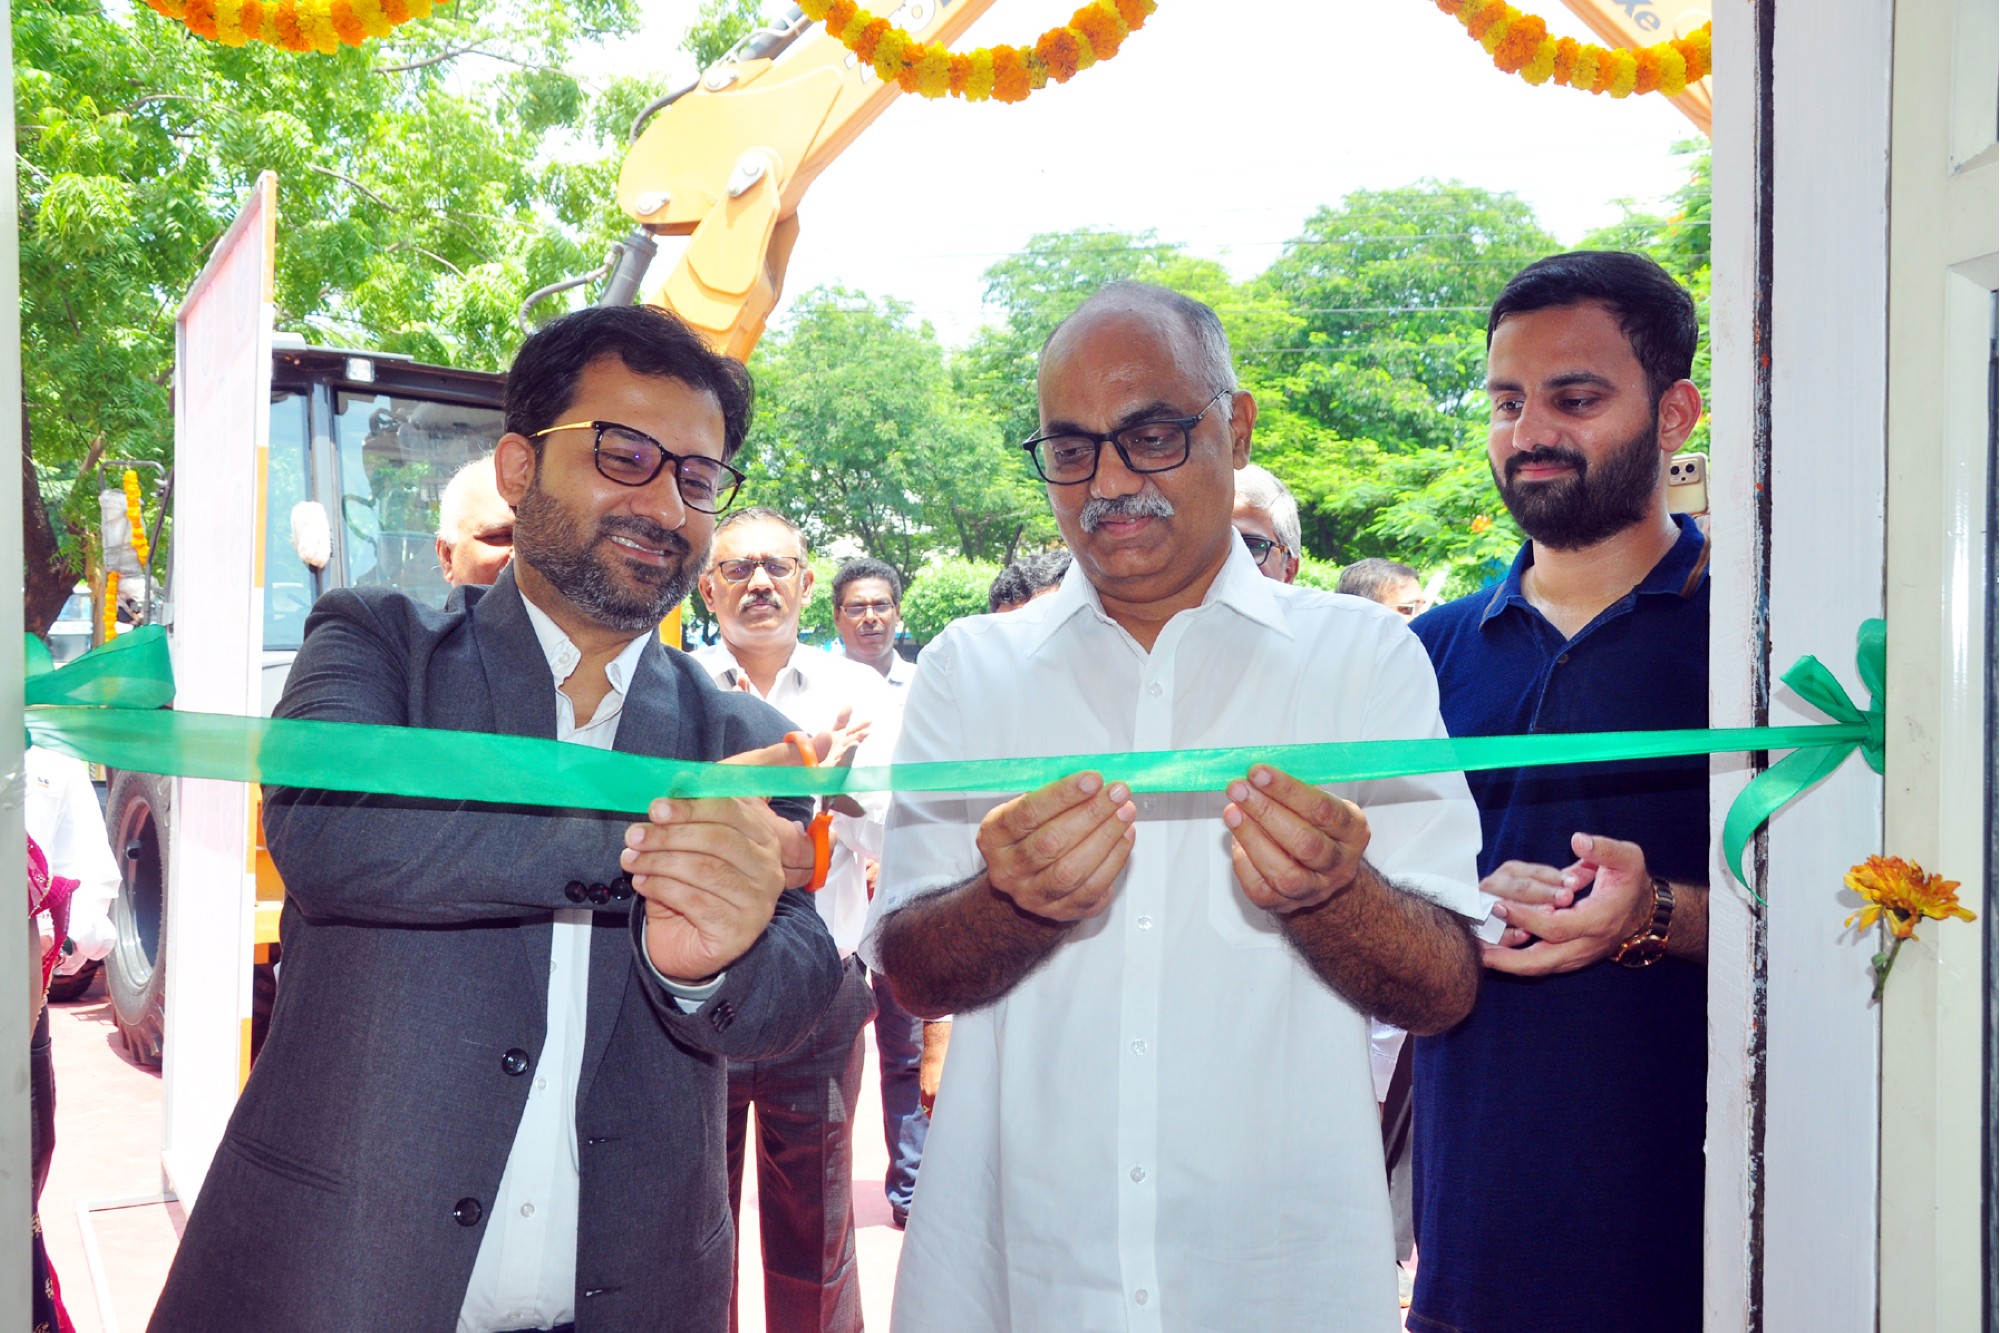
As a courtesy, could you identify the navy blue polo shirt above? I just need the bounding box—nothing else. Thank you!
[1407,515,1709,1333]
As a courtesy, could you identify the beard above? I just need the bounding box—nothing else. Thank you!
[1493,419,1663,551]
[511,477,702,632]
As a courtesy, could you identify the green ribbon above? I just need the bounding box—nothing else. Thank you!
[22,620,1887,893]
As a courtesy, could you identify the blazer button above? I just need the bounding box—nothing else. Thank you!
[611,874,635,901]
[452,1197,483,1227]
[589,882,613,905]
[564,880,588,904]
[501,1048,530,1076]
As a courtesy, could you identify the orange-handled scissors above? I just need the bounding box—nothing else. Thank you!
[786,731,833,892]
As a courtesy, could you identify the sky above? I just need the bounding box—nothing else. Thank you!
[599,0,1703,347]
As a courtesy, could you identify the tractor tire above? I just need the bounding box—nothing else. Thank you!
[44,958,101,1004]
[104,770,170,1068]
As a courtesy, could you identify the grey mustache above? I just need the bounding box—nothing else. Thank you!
[1079,492,1175,533]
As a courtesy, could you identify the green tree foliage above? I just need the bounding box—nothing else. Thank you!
[679,0,766,68]
[747,287,1054,581]
[15,0,661,627]
[900,556,1000,645]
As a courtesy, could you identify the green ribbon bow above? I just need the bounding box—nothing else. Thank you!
[22,619,1887,895]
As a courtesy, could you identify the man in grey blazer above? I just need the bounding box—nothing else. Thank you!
[151,304,844,1333]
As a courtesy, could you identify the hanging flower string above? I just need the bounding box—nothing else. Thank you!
[139,0,430,53]
[797,0,1155,103]
[122,470,151,569]
[1434,0,1711,99]
[1845,855,1976,1003]
[101,572,120,642]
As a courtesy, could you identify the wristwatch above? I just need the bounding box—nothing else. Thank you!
[1612,876,1675,968]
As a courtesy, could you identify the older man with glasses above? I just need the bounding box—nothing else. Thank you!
[1232,462,1302,585]
[693,508,898,1332]
[864,282,1490,1331]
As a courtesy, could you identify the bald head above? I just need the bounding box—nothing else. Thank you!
[1041,282,1238,405]
[435,454,514,587]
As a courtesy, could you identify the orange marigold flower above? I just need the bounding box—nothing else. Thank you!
[852,17,890,65]
[1551,34,1578,84]
[991,44,1031,102]
[328,0,365,45]
[1072,6,1122,59]
[1112,0,1149,30]
[947,52,973,95]
[824,0,857,30]
[183,0,219,38]
[1845,856,1975,939]
[1036,27,1081,81]
[380,0,408,23]
[271,0,307,48]
[1464,0,1506,41]
[1435,0,1465,12]
[1632,47,1661,94]
[1493,12,1544,72]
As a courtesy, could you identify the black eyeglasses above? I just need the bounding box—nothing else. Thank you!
[711,556,803,584]
[531,420,745,514]
[1021,388,1232,485]
[838,600,896,618]
[1240,533,1287,563]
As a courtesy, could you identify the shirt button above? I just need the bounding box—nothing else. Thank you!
[1136,915,1153,931]
[1135,1289,1150,1305]
[520,1202,535,1219]
[1556,652,1570,665]
[1131,1038,1148,1055]
[1147,682,1163,697]
[535,1076,548,1092]
[500,1048,530,1076]
[1130,1166,1147,1183]
[1141,798,1157,812]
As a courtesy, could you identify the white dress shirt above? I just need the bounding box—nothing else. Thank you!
[26,746,121,967]
[842,643,921,689]
[457,598,663,1333]
[863,546,1486,1332]
[691,641,897,957]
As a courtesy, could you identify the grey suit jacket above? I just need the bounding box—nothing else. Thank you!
[150,571,843,1332]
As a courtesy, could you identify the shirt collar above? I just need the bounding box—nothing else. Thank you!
[517,591,653,695]
[707,639,823,693]
[1017,536,1293,659]
[1481,512,1710,627]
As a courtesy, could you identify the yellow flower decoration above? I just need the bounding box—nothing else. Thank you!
[797,0,1154,103]
[1844,855,1976,1001]
[140,0,430,53]
[1433,0,1711,101]
[122,469,151,569]
[102,571,120,640]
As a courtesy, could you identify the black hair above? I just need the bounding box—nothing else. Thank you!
[833,557,903,606]
[988,549,1072,613]
[1336,557,1419,604]
[1487,251,1698,405]
[504,304,755,461]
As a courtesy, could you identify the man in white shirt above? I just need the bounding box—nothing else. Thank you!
[694,509,896,1332]
[865,282,1487,1331]
[830,557,918,689]
[152,304,844,1333]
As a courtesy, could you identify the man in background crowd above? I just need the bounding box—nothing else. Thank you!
[827,556,937,1230]
[1232,462,1301,584]
[831,557,917,688]
[1340,558,1429,622]
[695,509,896,1331]
[434,453,515,588]
[985,548,1071,614]
[1408,250,1710,1333]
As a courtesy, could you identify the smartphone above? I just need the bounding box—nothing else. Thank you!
[1667,451,1709,516]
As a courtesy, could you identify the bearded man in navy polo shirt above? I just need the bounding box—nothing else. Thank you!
[1409,250,1710,1333]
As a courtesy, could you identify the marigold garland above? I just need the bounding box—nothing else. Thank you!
[122,470,151,569]
[139,0,429,54]
[1435,0,1710,100]
[799,0,1153,103]
[102,571,121,641]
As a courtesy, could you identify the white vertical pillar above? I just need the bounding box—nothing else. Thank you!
[0,0,33,1321]
[1759,0,1893,1325]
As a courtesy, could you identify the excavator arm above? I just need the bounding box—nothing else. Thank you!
[608,0,1002,359]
